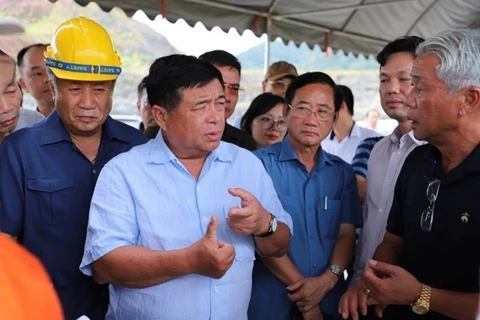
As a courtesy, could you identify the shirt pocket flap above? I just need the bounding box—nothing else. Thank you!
[27,178,74,193]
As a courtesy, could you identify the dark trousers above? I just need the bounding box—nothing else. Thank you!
[292,306,334,320]
[357,306,384,320]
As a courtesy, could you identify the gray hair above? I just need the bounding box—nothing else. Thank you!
[46,68,116,92]
[46,68,58,92]
[416,29,480,94]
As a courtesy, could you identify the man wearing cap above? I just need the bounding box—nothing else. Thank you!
[232,60,299,130]
[0,16,148,320]
[262,60,299,98]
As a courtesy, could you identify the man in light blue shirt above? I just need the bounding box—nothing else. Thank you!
[80,54,293,320]
[249,72,362,320]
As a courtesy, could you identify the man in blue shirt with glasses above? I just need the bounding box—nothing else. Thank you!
[249,72,363,320]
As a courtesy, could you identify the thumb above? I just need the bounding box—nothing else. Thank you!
[205,215,218,240]
[369,259,397,276]
[228,188,253,207]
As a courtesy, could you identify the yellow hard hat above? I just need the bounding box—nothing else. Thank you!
[45,16,122,81]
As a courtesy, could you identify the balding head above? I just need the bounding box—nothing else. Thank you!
[0,51,22,140]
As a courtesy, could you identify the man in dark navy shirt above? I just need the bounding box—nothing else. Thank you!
[199,50,256,151]
[0,17,147,320]
[352,29,480,320]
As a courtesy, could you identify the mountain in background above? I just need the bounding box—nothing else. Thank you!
[238,39,379,71]
[0,0,181,113]
[0,0,383,117]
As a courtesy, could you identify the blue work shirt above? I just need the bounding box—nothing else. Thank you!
[0,111,148,320]
[80,132,293,320]
[249,137,362,319]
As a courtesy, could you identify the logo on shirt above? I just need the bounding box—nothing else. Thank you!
[460,212,469,223]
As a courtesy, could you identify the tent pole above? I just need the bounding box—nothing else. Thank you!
[264,16,271,75]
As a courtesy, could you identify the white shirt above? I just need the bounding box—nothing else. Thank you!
[13,108,44,132]
[350,127,426,285]
[321,123,379,163]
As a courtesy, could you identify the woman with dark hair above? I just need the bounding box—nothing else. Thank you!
[241,93,287,149]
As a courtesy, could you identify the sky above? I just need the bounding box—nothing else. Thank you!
[133,10,265,56]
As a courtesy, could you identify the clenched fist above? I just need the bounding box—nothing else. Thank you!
[190,216,236,279]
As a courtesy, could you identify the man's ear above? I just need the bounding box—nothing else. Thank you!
[261,80,267,93]
[136,100,141,115]
[47,80,56,100]
[17,77,28,91]
[283,103,289,118]
[459,86,480,117]
[151,105,168,129]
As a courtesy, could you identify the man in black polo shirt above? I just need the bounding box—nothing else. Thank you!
[199,50,256,151]
[340,29,480,320]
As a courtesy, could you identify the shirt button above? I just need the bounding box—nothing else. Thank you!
[386,179,391,183]
[379,208,383,212]
[308,207,312,211]
[213,286,219,293]
[313,264,317,269]
[93,169,96,174]
[310,235,314,240]
[202,217,208,223]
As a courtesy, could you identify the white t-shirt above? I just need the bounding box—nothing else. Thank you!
[321,123,379,163]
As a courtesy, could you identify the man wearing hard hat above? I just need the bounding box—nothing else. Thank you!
[0,17,148,319]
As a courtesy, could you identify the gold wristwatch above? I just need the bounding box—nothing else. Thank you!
[411,284,431,315]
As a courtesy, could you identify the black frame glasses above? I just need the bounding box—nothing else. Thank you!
[420,179,441,232]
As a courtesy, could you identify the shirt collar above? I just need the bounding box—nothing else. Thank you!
[148,130,233,165]
[40,111,133,146]
[426,143,480,176]
[39,111,72,145]
[329,122,358,140]
[278,135,334,166]
[389,126,425,146]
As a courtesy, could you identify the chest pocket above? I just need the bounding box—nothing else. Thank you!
[27,178,74,224]
[222,207,255,262]
[319,198,342,239]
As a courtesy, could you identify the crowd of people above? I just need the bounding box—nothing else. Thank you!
[0,15,478,320]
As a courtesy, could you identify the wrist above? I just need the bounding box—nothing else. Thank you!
[409,281,424,304]
[322,270,338,290]
[184,245,198,274]
[254,211,275,237]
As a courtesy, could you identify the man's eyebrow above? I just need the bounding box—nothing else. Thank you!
[195,97,212,105]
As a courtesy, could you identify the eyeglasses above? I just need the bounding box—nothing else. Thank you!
[268,80,291,91]
[287,104,336,122]
[420,179,441,232]
[224,83,245,96]
[257,116,287,132]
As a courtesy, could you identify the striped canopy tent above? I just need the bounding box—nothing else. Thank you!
[49,0,480,62]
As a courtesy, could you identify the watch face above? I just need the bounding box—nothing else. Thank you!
[271,216,278,232]
[331,264,340,274]
[412,304,428,315]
